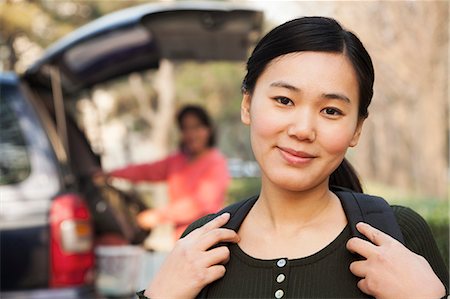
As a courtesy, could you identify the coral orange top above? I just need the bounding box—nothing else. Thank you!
[109,148,230,238]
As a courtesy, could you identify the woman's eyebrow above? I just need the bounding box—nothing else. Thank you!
[270,81,300,92]
[322,93,351,103]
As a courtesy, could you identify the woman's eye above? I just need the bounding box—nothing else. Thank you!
[274,97,293,106]
[322,107,343,116]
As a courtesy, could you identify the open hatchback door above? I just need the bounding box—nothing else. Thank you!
[24,1,263,94]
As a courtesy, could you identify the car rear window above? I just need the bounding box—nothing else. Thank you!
[0,85,31,185]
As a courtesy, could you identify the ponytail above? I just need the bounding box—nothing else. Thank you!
[329,158,363,193]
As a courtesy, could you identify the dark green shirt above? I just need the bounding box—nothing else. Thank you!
[139,199,449,298]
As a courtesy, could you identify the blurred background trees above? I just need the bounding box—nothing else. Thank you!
[336,1,448,200]
[0,0,148,72]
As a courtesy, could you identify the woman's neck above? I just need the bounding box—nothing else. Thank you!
[237,177,347,259]
[256,178,336,233]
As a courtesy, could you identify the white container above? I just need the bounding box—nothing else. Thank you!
[95,245,145,297]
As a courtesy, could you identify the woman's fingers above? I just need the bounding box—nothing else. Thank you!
[145,213,236,299]
[201,246,231,266]
[355,222,393,246]
[347,222,399,258]
[356,279,373,296]
[346,236,376,258]
[345,223,446,299]
[204,265,227,284]
[190,213,231,238]
[349,260,366,278]
[197,228,240,251]
[186,213,239,251]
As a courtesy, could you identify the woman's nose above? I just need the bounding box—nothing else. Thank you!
[286,110,316,142]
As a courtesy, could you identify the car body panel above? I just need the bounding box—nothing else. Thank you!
[0,74,61,229]
[1,226,49,290]
[0,74,61,290]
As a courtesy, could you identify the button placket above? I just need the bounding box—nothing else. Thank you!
[272,258,289,299]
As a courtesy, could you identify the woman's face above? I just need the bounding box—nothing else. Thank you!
[180,113,211,156]
[241,52,364,192]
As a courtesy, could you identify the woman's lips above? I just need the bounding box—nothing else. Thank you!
[277,146,317,165]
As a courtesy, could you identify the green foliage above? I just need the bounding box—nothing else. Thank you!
[227,177,261,204]
[1,2,75,46]
[393,198,449,268]
[427,217,449,268]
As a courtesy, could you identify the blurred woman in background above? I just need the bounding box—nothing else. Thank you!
[105,105,230,240]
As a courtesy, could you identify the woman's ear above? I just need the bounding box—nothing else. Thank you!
[241,93,252,125]
[349,118,365,147]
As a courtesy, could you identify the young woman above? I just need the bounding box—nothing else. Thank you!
[106,105,230,240]
[139,17,448,298]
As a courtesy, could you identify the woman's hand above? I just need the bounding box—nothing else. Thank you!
[346,222,445,299]
[144,213,239,299]
[137,209,161,229]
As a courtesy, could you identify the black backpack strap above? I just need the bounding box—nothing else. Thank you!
[205,195,258,250]
[197,196,258,298]
[334,188,405,244]
[218,195,259,231]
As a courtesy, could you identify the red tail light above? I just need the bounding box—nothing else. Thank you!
[49,193,94,287]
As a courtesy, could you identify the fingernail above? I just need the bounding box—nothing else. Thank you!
[356,222,369,231]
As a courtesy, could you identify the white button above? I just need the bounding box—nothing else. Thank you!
[275,289,284,298]
[276,259,286,267]
[276,273,285,283]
